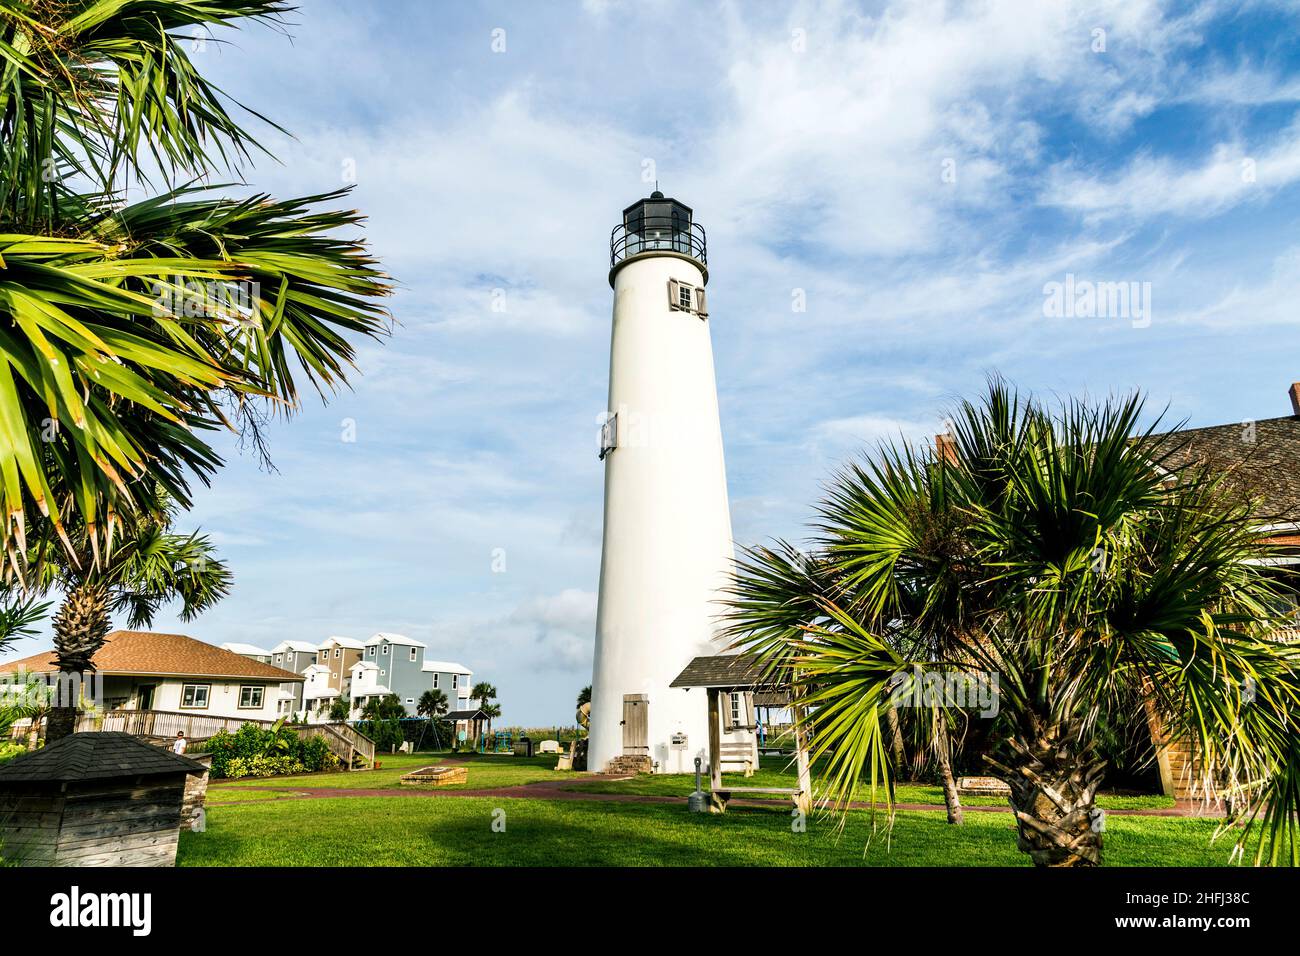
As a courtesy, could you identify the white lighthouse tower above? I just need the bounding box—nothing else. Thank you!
[588,192,735,775]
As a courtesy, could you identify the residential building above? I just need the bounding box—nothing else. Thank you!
[220,642,273,664]
[0,630,302,722]
[1143,382,1300,797]
[302,637,365,719]
[269,640,321,716]
[348,633,474,717]
[422,660,473,710]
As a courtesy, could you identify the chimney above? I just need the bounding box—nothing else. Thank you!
[935,433,958,465]
[1291,382,1300,417]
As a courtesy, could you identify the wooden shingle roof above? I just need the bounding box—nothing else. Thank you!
[0,630,302,682]
[445,709,491,721]
[0,732,207,783]
[670,654,775,689]
[1151,415,1300,523]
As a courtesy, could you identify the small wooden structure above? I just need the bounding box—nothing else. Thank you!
[670,655,811,814]
[399,765,467,787]
[0,732,207,867]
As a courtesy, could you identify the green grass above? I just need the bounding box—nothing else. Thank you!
[209,752,567,793]
[177,794,1230,867]
[562,756,1176,811]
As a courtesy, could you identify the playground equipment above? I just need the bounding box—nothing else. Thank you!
[478,730,512,754]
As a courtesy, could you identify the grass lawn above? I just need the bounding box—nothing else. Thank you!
[562,756,1176,811]
[208,752,563,793]
[178,794,1231,867]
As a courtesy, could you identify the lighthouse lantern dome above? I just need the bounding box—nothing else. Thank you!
[611,190,707,276]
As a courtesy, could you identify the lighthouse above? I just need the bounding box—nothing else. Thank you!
[588,192,735,774]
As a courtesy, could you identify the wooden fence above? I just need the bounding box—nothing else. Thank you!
[23,710,378,769]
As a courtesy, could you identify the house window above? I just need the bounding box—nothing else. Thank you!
[432,674,439,689]
[730,692,742,726]
[180,684,211,709]
[382,645,389,656]
[452,675,458,690]
[274,654,282,665]
[406,698,415,705]
[678,283,692,310]
[367,646,376,658]
[409,647,418,663]
[319,651,327,664]
[239,686,265,709]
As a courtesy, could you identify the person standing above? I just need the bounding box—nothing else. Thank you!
[172,732,187,755]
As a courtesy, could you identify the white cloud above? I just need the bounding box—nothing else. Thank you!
[1042,119,1300,222]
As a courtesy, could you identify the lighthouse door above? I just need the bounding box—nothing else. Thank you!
[621,694,649,755]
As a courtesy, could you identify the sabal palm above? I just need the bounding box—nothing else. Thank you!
[470,681,498,735]
[418,688,449,719]
[32,482,230,739]
[725,381,1300,867]
[0,0,390,565]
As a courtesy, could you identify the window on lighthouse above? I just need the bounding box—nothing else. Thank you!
[677,284,693,310]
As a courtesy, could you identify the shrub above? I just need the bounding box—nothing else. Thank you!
[206,726,342,778]
[224,754,306,779]
[0,743,26,765]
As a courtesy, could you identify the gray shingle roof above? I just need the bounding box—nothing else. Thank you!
[1151,415,1300,522]
[0,732,207,784]
[445,709,490,721]
[670,655,779,689]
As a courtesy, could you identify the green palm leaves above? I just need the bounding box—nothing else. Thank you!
[724,379,1300,865]
[0,0,391,568]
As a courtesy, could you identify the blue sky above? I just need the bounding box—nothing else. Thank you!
[9,0,1300,725]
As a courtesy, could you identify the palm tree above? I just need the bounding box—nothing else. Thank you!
[725,380,1300,867]
[418,688,449,720]
[328,697,350,722]
[0,1,390,569]
[470,682,498,738]
[32,485,231,740]
[360,694,405,722]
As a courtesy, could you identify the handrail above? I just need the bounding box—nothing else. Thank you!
[611,217,706,269]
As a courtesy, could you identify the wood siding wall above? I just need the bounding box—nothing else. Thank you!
[0,775,188,867]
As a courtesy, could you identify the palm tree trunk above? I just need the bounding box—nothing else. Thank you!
[989,722,1107,867]
[46,581,111,744]
[886,704,907,773]
[934,722,964,825]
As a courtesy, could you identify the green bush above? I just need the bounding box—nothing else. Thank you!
[207,725,341,778]
[225,754,305,779]
[0,742,26,765]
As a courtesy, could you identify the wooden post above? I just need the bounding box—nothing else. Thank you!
[707,688,723,810]
[792,683,812,816]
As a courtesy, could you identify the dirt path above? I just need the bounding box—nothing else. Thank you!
[207,775,1223,818]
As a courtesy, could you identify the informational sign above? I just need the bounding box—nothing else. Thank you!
[670,732,688,749]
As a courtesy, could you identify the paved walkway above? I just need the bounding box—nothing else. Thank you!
[208,775,1225,818]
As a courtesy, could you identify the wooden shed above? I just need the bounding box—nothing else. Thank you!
[670,655,812,813]
[0,732,207,867]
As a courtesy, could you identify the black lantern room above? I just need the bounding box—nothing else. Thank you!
[610,190,707,276]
